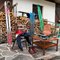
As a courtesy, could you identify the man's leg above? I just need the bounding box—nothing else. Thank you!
[16,35,23,51]
[23,33,36,54]
[24,33,32,45]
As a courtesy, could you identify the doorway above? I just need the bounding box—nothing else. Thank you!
[32,4,43,19]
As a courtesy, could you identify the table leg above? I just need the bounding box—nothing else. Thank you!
[56,39,58,51]
[43,48,45,55]
[43,42,45,55]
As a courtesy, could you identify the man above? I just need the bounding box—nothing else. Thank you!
[16,24,32,51]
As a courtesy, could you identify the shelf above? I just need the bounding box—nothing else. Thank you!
[33,42,57,49]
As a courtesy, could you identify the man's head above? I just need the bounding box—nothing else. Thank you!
[17,23,26,31]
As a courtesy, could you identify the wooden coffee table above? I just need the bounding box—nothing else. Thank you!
[33,37,58,55]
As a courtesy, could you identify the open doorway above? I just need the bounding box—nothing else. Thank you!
[32,4,43,19]
[55,4,60,23]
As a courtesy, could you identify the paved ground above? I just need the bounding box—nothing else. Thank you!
[0,43,35,60]
[0,38,60,60]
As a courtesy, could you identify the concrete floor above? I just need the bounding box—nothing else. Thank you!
[0,43,35,60]
[0,38,60,60]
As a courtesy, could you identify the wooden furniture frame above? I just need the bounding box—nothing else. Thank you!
[33,36,58,55]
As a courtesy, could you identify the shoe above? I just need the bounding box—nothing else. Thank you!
[20,48,23,51]
[28,47,36,54]
[32,47,36,53]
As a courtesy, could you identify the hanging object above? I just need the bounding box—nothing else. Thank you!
[4,1,9,32]
[4,1,12,45]
[29,13,35,36]
[8,7,11,32]
[37,5,44,31]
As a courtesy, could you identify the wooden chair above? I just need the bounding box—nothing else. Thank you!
[33,24,58,55]
[12,24,28,49]
[12,36,28,49]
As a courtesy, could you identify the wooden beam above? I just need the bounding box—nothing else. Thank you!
[46,0,56,3]
[12,3,18,8]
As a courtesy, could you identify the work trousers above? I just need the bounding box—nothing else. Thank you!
[16,32,32,50]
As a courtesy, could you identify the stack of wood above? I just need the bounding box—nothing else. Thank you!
[0,12,7,42]
[34,19,41,34]
[0,12,17,42]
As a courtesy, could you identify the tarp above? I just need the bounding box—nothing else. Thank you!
[29,13,35,36]
[37,5,44,31]
[4,1,12,45]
